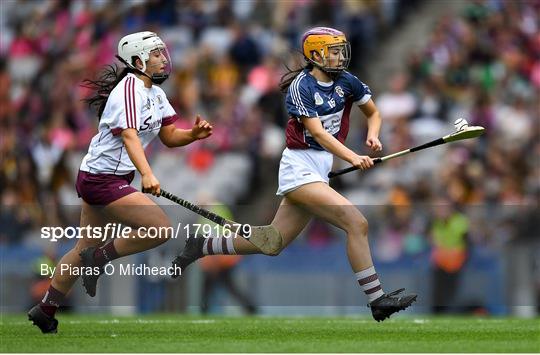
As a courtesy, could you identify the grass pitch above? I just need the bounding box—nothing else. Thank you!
[1,314,539,353]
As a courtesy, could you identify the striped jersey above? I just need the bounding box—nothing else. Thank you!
[285,69,371,150]
[80,73,178,175]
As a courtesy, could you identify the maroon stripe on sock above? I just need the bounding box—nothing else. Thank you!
[222,238,228,254]
[358,273,379,285]
[207,239,214,255]
[365,285,382,294]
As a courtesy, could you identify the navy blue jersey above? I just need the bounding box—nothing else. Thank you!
[285,69,372,150]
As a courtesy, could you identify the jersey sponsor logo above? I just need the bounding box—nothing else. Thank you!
[156,95,163,105]
[321,112,342,135]
[140,116,161,131]
[335,86,344,97]
[314,92,324,106]
[118,184,129,190]
[144,98,151,111]
[305,114,341,137]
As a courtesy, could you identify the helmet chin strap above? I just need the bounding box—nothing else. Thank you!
[135,68,169,85]
[321,66,343,80]
[311,60,343,80]
[149,73,168,84]
[115,55,169,84]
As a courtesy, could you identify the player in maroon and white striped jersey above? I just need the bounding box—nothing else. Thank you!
[28,31,213,334]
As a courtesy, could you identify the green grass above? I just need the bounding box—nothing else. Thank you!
[1,314,539,353]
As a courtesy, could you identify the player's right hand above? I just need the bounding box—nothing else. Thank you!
[142,173,161,196]
[350,155,374,170]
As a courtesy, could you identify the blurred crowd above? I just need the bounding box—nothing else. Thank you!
[338,0,539,263]
[0,0,538,314]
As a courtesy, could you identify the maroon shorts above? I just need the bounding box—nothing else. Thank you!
[76,170,137,206]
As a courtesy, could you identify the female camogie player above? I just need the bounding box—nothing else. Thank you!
[28,31,213,333]
[174,27,416,322]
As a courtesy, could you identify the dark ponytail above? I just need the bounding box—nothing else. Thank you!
[82,64,135,120]
[279,62,313,93]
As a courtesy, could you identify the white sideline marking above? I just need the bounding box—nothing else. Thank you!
[12,318,380,326]
[413,319,429,324]
[98,319,120,324]
[326,319,371,324]
[12,319,220,325]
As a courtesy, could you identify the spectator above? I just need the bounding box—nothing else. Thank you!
[429,197,470,314]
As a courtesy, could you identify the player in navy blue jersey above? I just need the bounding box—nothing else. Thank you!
[174,27,416,321]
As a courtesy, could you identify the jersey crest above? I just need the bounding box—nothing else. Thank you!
[314,92,324,106]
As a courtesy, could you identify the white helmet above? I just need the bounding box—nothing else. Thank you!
[117,31,171,84]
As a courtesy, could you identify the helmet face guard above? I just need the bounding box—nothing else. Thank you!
[320,42,351,73]
[302,27,351,73]
[144,46,171,84]
[117,31,172,84]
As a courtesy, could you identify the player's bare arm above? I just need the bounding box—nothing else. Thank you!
[159,115,213,147]
[121,127,160,196]
[360,99,383,152]
[301,116,373,170]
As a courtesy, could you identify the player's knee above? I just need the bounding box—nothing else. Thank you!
[345,214,369,238]
[265,245,284,256]
[357,216,369,237]
[260,225,285,256]
[266,249,282,256]
[143,210,172,235]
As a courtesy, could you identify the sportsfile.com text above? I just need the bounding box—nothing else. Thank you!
[40,223,251,242]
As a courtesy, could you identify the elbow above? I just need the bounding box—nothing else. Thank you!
[163,140,175,148]
[159,134,175,148]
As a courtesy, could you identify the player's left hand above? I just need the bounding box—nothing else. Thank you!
[366,136,382,152]
[191,115,213,140]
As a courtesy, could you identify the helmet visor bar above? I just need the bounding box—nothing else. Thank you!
[324,42,351,73]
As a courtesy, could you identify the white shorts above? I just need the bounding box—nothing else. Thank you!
[276,148,334,196]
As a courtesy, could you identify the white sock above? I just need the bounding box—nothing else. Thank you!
[355,266,384,303]
[202,237,236,255]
